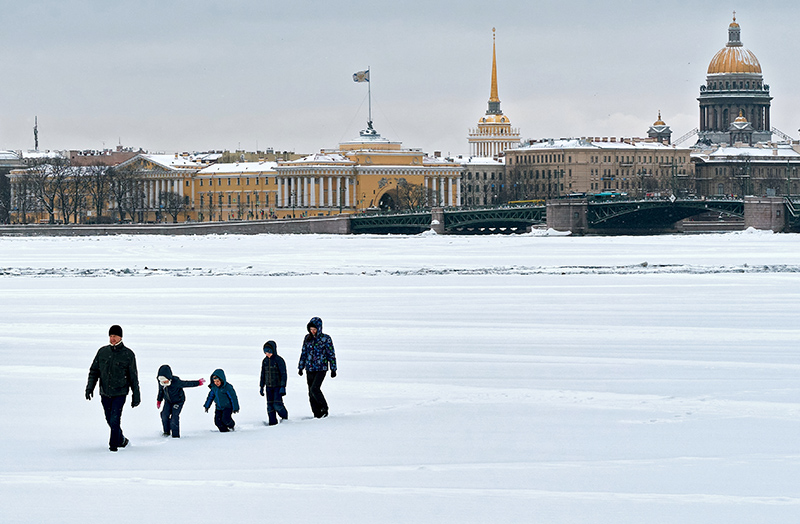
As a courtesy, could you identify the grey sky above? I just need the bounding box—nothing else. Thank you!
[1,1,798,156]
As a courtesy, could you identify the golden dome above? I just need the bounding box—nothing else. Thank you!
[653,111,665,126]
[733,110,748,123]
[708,46,761,74]
[707,17,761,74]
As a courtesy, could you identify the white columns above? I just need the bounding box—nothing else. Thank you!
[345,178,351,208]
[456,178,462,206]
[310,176,316,208]
[327,177,333,207]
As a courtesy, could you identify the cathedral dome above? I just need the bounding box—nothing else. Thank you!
[707,17,761,74]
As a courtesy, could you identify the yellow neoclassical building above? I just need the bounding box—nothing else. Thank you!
[273,123,463,216]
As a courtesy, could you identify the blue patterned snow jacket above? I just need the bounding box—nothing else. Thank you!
[298,317,337,373]
[203,368,240,411]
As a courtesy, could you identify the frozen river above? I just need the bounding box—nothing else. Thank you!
[0,230,798,523]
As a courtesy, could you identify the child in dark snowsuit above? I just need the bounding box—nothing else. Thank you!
[259,340,288,426]
[157,364,206,438]
[203,368,240,432]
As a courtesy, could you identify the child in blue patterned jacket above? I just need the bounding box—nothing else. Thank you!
[203,368,239,432]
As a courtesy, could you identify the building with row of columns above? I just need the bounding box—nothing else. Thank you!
[274,123,463,216]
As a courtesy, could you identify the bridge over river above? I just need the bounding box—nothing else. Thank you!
[3,197,796,236]
[350,197,798,235]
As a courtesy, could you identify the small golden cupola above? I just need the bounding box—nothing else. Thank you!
[648,111,672,144]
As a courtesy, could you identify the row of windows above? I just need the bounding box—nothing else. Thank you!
[514,153,687,165]
[706,80,763,91]
[465,172,503,181]
[519,169,567,180]
[198,192,273,207]
[515,154,566,164]
[712,166,800,177]
[198,177,274,187]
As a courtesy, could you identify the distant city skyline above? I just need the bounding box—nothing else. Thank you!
[1,1,798,156]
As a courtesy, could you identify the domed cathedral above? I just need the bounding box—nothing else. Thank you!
[698,14,772,145]
[468,28,520,158]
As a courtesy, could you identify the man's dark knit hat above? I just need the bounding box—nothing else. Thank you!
[263,340,277,353]
[109,325,123,338]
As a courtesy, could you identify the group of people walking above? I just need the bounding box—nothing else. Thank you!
[85,317,338,451]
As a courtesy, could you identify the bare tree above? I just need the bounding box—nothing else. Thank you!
[26,157,71,224]
[0,169,11,224]
[108,165,144,222]
[159,191,189,223]
[395,179,428,210]
[56,167,89,224]
[84,163,112,223]
[9,171,36,224]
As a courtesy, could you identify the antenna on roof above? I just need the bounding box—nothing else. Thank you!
[33,116,39,151]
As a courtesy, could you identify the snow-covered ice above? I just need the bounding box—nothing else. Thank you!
[1,231,798,523]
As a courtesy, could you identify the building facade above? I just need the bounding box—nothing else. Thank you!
[697,15,772,145]
[693,143,800,197]
[505,135,694,199]
[451,155,506,206]
[274,123,463,216]
[194,161,279,221]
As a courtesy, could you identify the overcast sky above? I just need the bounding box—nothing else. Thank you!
[2,1,799,156]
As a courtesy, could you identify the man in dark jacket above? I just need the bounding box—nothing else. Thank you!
[259,340,288,425]
[298,317,337,418]
[85,325,141,451]
[156,364,205,438]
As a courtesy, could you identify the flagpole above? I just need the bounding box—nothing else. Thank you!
[368,66,372,127]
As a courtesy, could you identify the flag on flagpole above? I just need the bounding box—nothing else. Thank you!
[353,70,370,83]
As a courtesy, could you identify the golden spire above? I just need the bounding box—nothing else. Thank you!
[489,28,499,103]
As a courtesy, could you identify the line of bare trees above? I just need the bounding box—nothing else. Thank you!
[7,159,189,224]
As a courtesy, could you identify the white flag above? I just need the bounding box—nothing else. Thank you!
[353,70,370,83]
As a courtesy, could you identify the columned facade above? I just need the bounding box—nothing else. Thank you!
[698,15,772,145]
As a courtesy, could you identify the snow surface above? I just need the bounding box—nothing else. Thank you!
[1,231,799,523]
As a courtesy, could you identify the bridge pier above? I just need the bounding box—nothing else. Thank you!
[744,197,787,232]
[546,199,588,235]
[431,207,446,234]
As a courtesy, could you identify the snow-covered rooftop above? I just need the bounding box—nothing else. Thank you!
[694,143,800,161]
[517,138,682,151]
[287,152,353,164]
[142,154,205,170]
[198,161,277,175]
[446,155,504,166]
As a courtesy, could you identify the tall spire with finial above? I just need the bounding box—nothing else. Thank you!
[489,28,499,103]
[486,28,501,115]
